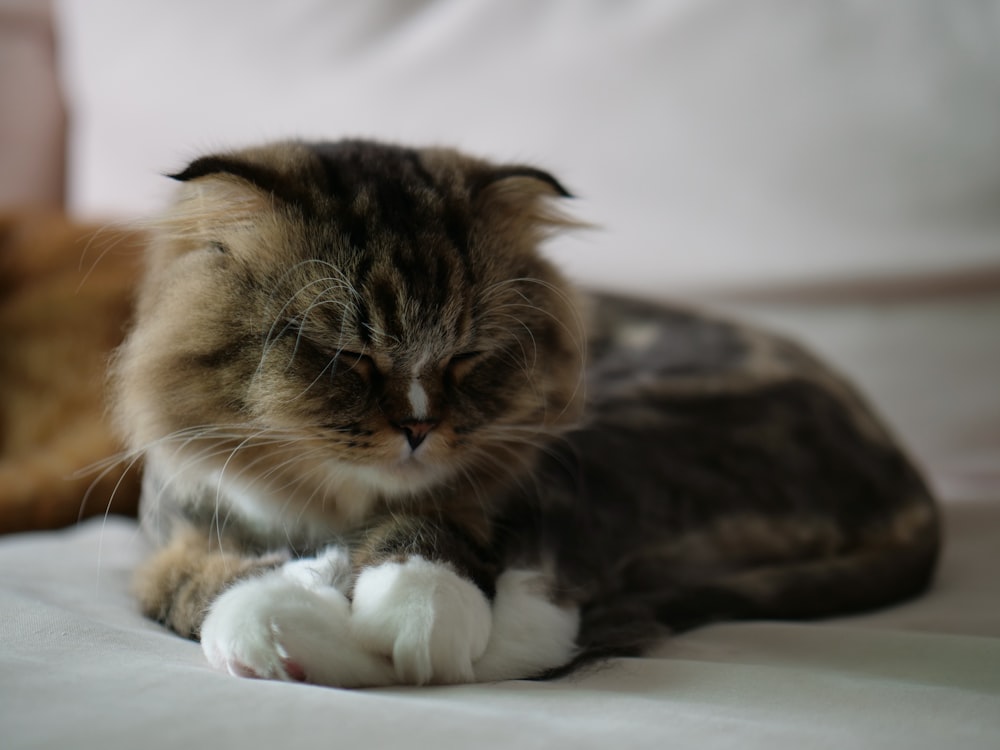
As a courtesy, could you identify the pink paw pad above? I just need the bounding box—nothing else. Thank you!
[282,658,307,682]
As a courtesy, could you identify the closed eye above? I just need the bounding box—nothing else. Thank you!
[447,350,482,379]
[336,349,370,364]
[277,320,368,363]
[278,317,303,339]
[334,349,376,376]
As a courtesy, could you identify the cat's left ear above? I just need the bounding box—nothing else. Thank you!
[471,166,584,234]
[472,167,573,200]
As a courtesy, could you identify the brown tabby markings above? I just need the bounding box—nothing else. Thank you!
[119,140,584,635]
[118,140,939,677]
[132,525,285,638]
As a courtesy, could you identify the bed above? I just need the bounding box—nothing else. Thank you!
[2,2,999,747]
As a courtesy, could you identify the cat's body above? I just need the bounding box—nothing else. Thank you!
[120,140,938,686]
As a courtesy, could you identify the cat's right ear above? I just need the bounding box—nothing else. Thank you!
[158,154,280,244]
[168,156,288,197]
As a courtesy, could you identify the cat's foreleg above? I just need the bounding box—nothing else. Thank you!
[472,569,581,682]
[136,528,394,686]
[194,514,499,688]
[133,526,284,639]
[350,517,582,683]
[349,516,496,684]
[150,519,579,687]
[198,546,396,687]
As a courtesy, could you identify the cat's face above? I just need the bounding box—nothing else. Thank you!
[116,140,584,500]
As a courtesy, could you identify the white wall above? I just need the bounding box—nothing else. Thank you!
[56,0,1000,294]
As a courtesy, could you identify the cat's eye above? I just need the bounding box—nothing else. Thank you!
[208,241,228,254]
[447,351,482,379]
[280,317,302,337]
[335,350,376,376]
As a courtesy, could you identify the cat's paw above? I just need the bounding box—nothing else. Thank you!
[200,559,395,688]
[279,545,352,593]
[473,569,580,681]
[351,557,492,684]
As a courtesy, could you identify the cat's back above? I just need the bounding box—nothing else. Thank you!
[584,292,849,403]
[576,292,930,512]
[580,292,909,458]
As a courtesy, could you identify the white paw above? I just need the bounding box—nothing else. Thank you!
[473,569,580,682]
[200,563,394,688]
[279,546,352,592]
[351,557,492,684]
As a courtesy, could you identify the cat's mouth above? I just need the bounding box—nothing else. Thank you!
[388,438,458,481]
[342,451,450,497]
[389,449,437,477]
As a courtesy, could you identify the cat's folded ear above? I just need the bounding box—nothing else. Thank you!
[150,152,291,246]
[168,155,306,204]
[472,167,573,200]
[471,167,586,235]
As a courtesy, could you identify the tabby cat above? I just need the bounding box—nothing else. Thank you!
[118,139,939,686]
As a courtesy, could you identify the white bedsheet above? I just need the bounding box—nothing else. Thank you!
[2,501,998,750]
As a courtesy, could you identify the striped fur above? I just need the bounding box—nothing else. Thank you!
[119,140,939,682]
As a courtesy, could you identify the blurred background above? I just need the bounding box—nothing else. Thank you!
[2,0,999,495]
[2,0,999,296]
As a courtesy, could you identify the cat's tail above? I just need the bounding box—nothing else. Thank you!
[552,495,940,677]
[667,505,939,627]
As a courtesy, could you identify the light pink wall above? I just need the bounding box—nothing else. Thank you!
[0,0,65,209]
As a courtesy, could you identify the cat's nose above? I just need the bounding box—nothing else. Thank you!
[395,419,438,451]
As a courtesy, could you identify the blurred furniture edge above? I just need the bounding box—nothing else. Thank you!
[0,0,64,210]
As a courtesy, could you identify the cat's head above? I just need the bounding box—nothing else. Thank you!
[115,140,585,501]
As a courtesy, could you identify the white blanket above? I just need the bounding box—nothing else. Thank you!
[2,500,997,749]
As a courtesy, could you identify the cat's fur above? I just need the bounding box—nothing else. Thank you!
[0,213,142,534]
[119,139,939,686]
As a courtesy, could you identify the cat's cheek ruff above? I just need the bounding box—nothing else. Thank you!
[351,557,492,685]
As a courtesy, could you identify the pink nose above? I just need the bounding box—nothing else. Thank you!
[397,419,438,450]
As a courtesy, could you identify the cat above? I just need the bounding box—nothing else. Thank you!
[119,139,940,686]
[0,212,142,534]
